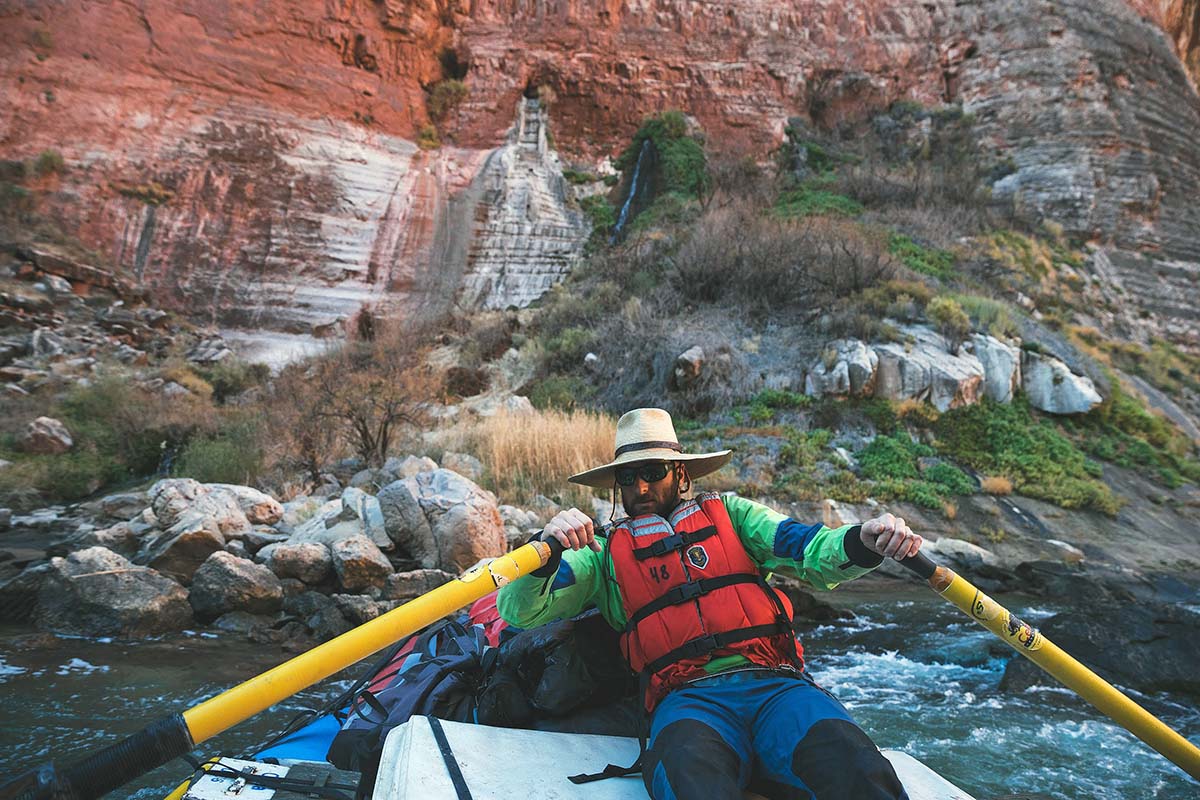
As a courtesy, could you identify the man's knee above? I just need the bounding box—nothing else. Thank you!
[790,718,907,800]
[644,719,746,800]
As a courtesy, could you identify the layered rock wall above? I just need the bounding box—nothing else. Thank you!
[1,0,1198,341]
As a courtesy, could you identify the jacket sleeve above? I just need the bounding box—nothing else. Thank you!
[721,494,882,591]
[496,537,627,630]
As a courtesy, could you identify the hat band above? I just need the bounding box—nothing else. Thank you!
[614,440,683,458]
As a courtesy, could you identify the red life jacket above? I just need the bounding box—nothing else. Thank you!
[608,492,804,710]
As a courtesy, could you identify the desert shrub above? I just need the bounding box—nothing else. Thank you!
[674,208,896,311]
[980,475,1013,495]
[923,462,975,495]
[895,398,940,427]
[34,150,64,176]
[527,375,595,412]
[934,398,1120,514]
[773,187,862,218]
[444,365,489,398]
[175,417,263,485]
[542,326,596,372]
[778,428,833,469]
[952,294,1020,339]
[428,79,469,121]
[857,433,933,481]
[417,125,441,150]
[563,169,597,185]
[926,296,971,353]
[580,195,616,246]
[889,234,956,281]
[458,408,616,508]
[199,359,269,404]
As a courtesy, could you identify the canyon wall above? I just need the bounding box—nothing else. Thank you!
[1,0,1197,343]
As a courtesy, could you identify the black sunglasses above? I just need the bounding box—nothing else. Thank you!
[614,462,672,487]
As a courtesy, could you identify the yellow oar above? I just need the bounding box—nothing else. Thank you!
[1,540,556,800]
[898,551,1200,781]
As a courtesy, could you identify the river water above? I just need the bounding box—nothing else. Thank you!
[1,587,1197,799]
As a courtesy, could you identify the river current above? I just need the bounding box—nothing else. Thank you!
[1,588,1197,799]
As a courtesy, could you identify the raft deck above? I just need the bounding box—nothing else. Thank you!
[374,716,977,799]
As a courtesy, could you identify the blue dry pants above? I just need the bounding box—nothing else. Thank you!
[643,670,908,800]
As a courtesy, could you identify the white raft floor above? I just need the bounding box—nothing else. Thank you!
[374,716,977,799]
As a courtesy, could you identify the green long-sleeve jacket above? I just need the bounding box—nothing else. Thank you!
[497,494,882,674]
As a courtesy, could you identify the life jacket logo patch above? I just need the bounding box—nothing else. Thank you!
[686,545,709,570]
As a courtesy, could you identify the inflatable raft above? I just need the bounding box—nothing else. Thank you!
[175,715,977,800]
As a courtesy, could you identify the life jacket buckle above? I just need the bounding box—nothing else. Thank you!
[677,581,704,602]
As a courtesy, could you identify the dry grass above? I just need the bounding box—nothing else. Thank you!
[980,475,1013,495]
[457,408,617,509]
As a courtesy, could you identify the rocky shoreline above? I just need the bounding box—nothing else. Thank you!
[2,451,1198,703]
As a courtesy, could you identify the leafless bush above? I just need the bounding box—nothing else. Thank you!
[672,204,898,311]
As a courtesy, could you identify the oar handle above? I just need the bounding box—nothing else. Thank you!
[896,551,937,580]
[0,714,194,800]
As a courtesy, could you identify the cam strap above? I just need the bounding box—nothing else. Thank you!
[625,574,762,633]
[428,716,474,800]
[632,525,718,560]
[644,622,792,676]
[568,736,645,784]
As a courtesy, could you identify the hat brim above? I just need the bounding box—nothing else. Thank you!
[568,448,733,489]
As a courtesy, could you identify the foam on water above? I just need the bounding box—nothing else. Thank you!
[0,656,27,683]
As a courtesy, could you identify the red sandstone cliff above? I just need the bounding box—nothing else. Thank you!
[0,0,1197,341]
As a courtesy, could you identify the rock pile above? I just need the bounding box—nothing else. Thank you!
[0,458,519,645]
[798,326,1101,415]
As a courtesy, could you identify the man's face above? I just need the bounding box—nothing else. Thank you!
[618,460,683,518]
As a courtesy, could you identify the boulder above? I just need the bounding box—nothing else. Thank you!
[922,537,998,570]
[149,479,251,538]
[267,542,333,585]
[1001,602,1200,697]
[73,521,141,558]
[331,535,393,592]
[469,394,535,417]
[349,468,381,489]
[243,528,289,554]
[341,487,391,550]
[384,569,456,602]
[0,563,51,623]
[332,593,392,625]
[17,416,73,455]
[1021,351,1102,414]
[34,547,191,636]
[208,484,283,525]
[280,496,323,528]
[283,591,352,641]
[499,504,540,550]
[97,491,150,522]
[405,469,507,571]
[134,518,225,585]
[377,480,436,568]
[223,540,250,559]
[821,499,861,529]
[873,328,984,411]
[971,334,1021,404]
[382,456,438,480]
[805,340,878,398]
[188,551,284,622]
[673,346,705,389]
[441,452,485,482]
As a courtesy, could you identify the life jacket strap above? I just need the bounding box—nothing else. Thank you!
[643,622,793,676]
[624,574,762,633]
[631,525,718,560]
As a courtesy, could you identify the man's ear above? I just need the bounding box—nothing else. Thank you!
[677,463,692,494]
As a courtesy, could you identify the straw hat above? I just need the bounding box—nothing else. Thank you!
[568,408,733,488]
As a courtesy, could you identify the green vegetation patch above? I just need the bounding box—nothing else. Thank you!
[616,111,709,199]
[175,416,262,485]
[933,398,1120,514]
[773,187,863,219]
[527,375,595,412]
[889,234,956,281]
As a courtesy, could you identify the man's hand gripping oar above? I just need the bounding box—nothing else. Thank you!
[0,537,565,800]
[894,547,1200,782]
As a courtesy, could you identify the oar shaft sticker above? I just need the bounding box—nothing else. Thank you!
[970,589,1043,650]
